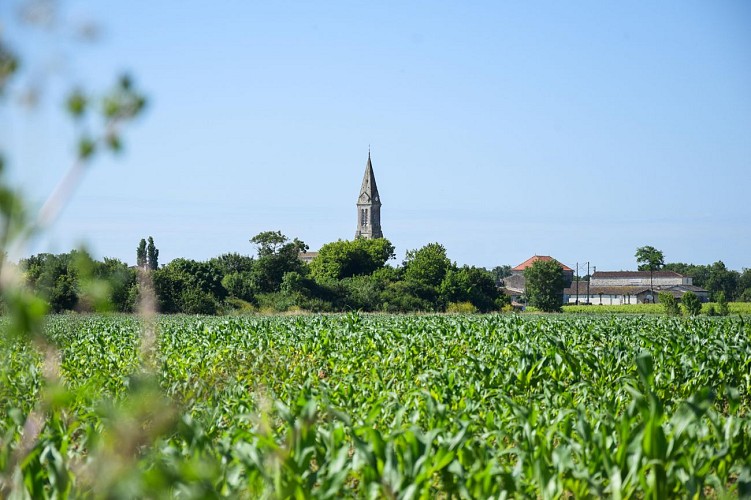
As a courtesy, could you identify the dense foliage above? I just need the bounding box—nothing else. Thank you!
[664,261,751,301]
[15,239,751,316]
[524,259,565,312]
[310,238,395,281]
[20,251,136,313]
[659,292,681,316]
[17,234,506,314]
[1,314,750,497]
[682,291,701,316]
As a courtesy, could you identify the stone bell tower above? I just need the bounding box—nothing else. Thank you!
[355,151,383,239]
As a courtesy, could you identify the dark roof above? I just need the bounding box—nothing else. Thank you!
[592,271,684,279]
[657,286,708,299]
[512,255,573,272]
[662,284,708,293]
[564,284,708,296]
[564,285,650,296]
[298,252,319,261]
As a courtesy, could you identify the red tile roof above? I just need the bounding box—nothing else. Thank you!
[512,255,573,272]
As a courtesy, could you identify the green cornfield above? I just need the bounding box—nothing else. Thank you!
[562,302,751,315]
[1,314,750,498]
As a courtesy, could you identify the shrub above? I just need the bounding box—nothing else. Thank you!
[716,291,729,316]
[446,301,478,314]
[682,291,701,316]
[225,297,256,314]
[255,292,298,312]
[658,292,681,316]
[222,272,255,302]
[180,288,218,315]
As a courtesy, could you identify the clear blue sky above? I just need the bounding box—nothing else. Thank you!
[3,0,750,272]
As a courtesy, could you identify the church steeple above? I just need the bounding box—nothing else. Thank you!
[355,151,383,239]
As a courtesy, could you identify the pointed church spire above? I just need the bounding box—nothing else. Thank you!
[355,150,383,239]
[359,151,380,205]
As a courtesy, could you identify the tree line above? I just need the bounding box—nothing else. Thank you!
[14,232,508,314]
[634,245,751,302]
[12,236,751,315]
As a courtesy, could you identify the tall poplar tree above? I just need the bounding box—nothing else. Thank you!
[147,236,159,270]
[136,239,147,268]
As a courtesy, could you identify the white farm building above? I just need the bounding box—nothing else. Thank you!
[564,271,709,305]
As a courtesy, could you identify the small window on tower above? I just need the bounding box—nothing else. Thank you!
[361,208,368,226]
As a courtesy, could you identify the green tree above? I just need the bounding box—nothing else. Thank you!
[440,265,505,313]
[715,291,729,316]
[251,230,296,257]
[338,275,386,311]
[704,261,738,301]
[210,253,255,303]
[489,265,512,283]
[221,272,255,302]
[310,238,395,281]
[49,274,78,312]
[152,258,225,314]
[398,243,452,309]
[178,288,219,315]
[249,231,308,293]
[737,268,751,302]
[682,291,701,316]
[280,271,307,297]
[380,280,434,312]
[635,246,665,302]
[403,243,451,288]
[524,259,564,312]
[21,251,140,313]
[136,239,147,268]
[21,252,80,312]
[658,291,681,316]
[210,253,255,275]
[664,262,711,291]
[147,236,159,270]
[666,261,745,301]
[95,257,137,312]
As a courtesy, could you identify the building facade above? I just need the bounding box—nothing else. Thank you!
[563,271,709,304]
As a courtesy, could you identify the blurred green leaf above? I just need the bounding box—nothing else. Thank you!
[77,137,96,160]
[105,133,122,153]
[65,89,87,118]
[0,41,20,94]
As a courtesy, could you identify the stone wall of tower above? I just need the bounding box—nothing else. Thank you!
[356,203,382,239]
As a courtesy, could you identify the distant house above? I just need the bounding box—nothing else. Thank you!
[500,255,574,306]
[500,274,526,307]
[563,271,709,304]
[299,252,318,264]
[510,256,574,285]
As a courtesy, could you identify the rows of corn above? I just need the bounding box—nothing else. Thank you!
[1,314,750,497]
